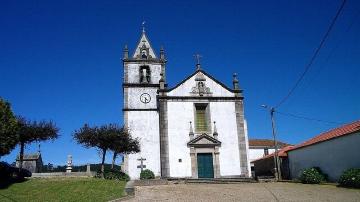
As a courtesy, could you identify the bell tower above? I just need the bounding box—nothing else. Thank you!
[122,27,166,179]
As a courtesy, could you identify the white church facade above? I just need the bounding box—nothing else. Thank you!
[121,29,250,179]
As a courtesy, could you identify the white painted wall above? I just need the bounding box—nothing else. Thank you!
[127,111,160,179]
[288,132,360,181]
[167,101,194,177]
[211,102,242,176]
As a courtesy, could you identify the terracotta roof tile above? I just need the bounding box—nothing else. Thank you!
[249,139,291,148]
[288,120,360,151]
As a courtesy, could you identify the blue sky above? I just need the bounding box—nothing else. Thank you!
[1,0,359,166]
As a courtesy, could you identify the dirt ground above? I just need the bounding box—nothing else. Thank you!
[125,182,360,202]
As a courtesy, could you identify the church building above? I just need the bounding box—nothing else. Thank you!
[121,28,250,179]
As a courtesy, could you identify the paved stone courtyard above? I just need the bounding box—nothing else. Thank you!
[126,182,360,202]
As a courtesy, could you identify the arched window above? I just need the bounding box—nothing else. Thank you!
[140,66,151,83]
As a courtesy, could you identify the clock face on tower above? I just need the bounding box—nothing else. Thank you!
[140,93,151,104]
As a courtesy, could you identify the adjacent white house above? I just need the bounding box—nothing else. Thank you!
[121,29,251,179]
[287,120,360,181]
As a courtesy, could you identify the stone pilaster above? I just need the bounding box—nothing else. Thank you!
[190,147,197,178]
[159,92,170,178]
[214,146,220,178]
[123,62,129,83]
[235,99,249,177]
[161,63,166,82]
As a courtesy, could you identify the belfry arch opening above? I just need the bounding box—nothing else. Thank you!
[140,65,151,83]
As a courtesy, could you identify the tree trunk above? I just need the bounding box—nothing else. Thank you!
[19,142,25,169]
[101,149,106,177]
[111,152,117,169]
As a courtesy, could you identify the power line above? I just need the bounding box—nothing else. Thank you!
[275,111,345,125]
[293,9,359,100]
[275,0,347,109]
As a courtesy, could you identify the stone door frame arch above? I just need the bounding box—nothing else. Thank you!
[187,134,221,178]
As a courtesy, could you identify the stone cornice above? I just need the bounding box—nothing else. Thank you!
[122,58,167,64]
[157,95,244,101]
[123,83,168,88]
[122,108,158,111]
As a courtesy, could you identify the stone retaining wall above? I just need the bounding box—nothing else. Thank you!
[31,172,96,178]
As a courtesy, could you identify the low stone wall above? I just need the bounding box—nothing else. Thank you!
[31,171,96,178]
[134,179,169,186]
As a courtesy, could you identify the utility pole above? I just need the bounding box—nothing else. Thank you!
[262,105,282,180]
[270,107,282,180]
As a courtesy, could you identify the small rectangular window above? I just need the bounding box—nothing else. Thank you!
[195,104,208,132]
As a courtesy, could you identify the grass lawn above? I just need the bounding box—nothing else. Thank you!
[0,177,126,202]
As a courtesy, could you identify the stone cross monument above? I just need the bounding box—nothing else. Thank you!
[66,155,72,173]
[137,157,146,172]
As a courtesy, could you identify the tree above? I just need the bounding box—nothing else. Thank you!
[110,127,140,169]
[73,124,116,174]
[73,124,140,175]
[0,98,18,157]
[17,117,59,169]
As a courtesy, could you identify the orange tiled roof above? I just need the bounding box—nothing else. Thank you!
[288,120,360,151]
[249,139,291,148]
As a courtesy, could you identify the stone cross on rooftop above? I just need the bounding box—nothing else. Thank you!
[142,21,146,33]
[194,54,202,70]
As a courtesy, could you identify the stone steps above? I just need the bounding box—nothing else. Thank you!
[181,178,256,184]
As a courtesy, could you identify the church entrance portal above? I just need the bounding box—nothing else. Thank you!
[197,153,214,178]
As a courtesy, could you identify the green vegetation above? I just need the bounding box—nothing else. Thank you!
[16,117,59,169]
[0,178,126,202]
[73,124,139,174]
[300,167,327,184]
[0,98,18,157]
[95,169,130,181]
[140,169,155,179]
[339,168,360,188]
[1,97,59,171]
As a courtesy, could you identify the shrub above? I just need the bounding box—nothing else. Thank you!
[338,168,360,188]
[95,169,130,181]
[0,162,12,181]
[140,169,155,180]
[300,167,326,184]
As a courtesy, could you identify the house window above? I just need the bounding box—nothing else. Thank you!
[264,148,269,156]
[140,66,151,83]
[195,104,209,132]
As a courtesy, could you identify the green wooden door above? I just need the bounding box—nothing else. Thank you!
[197,153,214,178]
